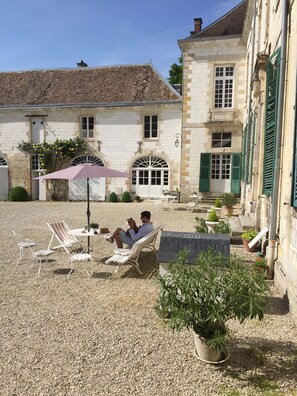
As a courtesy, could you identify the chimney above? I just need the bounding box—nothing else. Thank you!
[190,18,203,35]
[77,60,88,68]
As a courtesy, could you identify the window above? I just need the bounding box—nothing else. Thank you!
[211,154,231,180]
[212,132,232,148]
[31,154,41,170]
[214,66,234,108]
[81,116,94,139]
[144,115,158,138]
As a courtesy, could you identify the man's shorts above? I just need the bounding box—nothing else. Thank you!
[119,230,134,247]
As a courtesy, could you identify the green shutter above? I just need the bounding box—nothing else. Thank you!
[249,114,256,184]
[292,72,297,207]
[199,153,210,192]
[263,49,280,195]
[241,125,247,180]
[231,153,241,194]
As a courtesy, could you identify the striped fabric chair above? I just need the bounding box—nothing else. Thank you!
[47,221,81,253]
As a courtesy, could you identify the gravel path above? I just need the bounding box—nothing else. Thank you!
[1,201,297,396]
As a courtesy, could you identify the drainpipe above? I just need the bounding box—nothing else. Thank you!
[267,0,289,278]
[243,0,257,215]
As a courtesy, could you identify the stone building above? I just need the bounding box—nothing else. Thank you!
[242,0,297,315]
[0,64,181,200]
[178,1,248,199]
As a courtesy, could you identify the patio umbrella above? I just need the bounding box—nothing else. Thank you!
[36,164,131,251]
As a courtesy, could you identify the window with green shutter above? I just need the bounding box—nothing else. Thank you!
[263,49,280,195]
[292,73,297,207]
[199,153,211,192]
[231,153,241,194]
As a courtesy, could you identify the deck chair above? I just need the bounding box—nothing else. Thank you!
[186,196,203,212]
[47,221,82,253]
[47,221,93,278]
[105,225,163,274]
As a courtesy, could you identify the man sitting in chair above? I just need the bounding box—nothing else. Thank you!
[105,211,154,248]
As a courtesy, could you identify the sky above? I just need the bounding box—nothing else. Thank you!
[0,0,242,79]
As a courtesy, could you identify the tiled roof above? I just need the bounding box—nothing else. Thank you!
[0,64,180,107]
[186,1,247,40]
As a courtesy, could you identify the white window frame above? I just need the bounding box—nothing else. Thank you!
[214,65,234,108]
[80,116,94,139]
[144,115,158,139]
[212,132,232,148]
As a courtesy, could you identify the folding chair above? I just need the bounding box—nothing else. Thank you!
[186,196,203,212]
[47,221,93,278]
[47,221,82,253]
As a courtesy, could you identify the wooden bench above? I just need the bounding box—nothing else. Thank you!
[105,225,163,274]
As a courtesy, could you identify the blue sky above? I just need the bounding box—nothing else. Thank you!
[0,0,241,79]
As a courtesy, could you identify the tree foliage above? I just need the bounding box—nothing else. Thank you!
[168,56,183,85]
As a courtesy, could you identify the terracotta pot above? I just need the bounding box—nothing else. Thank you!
[242,238,257,252]
[224,206,233,217]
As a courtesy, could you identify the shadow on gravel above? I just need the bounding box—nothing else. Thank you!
[92,271,112,279]
[223,336,297,390]
[264,293,289,315]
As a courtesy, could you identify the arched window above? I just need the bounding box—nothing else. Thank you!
[71,155,104,166]
[132,156,169,197]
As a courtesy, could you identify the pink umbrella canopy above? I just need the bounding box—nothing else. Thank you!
[36,164,131,252]
[37,163,131,180]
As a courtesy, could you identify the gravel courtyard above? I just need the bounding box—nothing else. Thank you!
[1,201,297,396]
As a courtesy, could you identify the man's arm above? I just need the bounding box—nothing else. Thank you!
[128,223,153,242]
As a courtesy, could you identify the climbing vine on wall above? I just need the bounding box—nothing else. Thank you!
[18,138,87,173]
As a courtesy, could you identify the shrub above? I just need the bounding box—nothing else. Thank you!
[213,221,231,235]
[221,193,238,208]
[134,195,141,203]
[242,228,257,241]
[194,217,208,233]
[207,209,219,222]
[109,192,118,202]
[9,186,28,201]
[214,198,222,208]
[121,191,131,203]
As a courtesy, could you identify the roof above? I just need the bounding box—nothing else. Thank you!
[0,64,180,108]
[183,0,247,41]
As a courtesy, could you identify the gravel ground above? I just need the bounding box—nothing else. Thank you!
[1,201,297,396]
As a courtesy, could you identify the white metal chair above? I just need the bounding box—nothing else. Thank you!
[28,244,55,277]
[47,221,93,278]
[13,231,36,265]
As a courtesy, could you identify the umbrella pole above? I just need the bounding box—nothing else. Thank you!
[87,178,90,253]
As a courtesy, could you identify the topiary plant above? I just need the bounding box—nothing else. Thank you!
[109,192,118,202]
[207,209,219,222]
[121,191,131,203]
[134,195,141,203]
[214,198,222,208]
[9,186,28,201]
[213,221,231,235]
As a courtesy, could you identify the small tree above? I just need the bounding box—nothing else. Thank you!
[9,186,28,201]
[109,192,118,202]
[121,191,131,203]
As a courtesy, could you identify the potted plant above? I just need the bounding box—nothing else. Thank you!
[242,228,258,252]
[90,222,99,233]
[155,249,268,364]
[221,193,238,217]
[254,256,269,274]
[212,198,223,217]
[205,209,220,233]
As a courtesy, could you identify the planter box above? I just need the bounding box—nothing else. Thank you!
[157,231,230,276]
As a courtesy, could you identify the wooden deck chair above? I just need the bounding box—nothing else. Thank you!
[105,225,163,274]
[47,221,82,253]
[47,221,93,278]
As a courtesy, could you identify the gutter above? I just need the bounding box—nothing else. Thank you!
[267,0,289,278]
